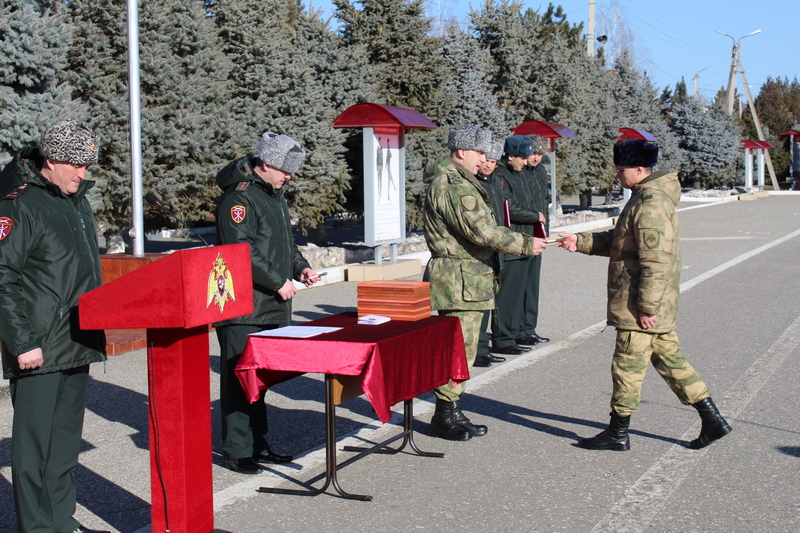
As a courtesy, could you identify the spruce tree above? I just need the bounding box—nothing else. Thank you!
[333,0,447,230]
[669,97,741,188]
[0,0,87,166]
[438,24,508,136]
[63,0,234,240]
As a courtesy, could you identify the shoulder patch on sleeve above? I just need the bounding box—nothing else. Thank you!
[3,183,30,200]
[230,205,246,223]
[235,181,249,192]
[642,229,661,249]
[461,195,478,211]
[0,217,13,241]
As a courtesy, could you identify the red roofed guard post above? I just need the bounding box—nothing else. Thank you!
[511,120,578,223]
[779,130,800,189]
[332,103,437,265]
[740,140,776,192]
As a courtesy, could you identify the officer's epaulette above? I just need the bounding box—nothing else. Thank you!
[235,181,249,192]
[4,183,30,200]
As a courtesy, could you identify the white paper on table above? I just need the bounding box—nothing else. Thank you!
[357,314,391,325]
[248,325,343,338]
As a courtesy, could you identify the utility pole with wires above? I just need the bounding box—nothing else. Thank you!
[693,66,710,97]
[716,29,779,190]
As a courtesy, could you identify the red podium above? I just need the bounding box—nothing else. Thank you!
[79,244,254,533]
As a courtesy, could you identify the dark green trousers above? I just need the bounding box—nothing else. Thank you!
[10,366,89,533]
[493,257,533,347]
[520,253,542,337]
[217,324,272,460]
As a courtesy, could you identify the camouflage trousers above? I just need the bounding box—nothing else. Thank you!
[611,329,709,415]
[433,309,482,402]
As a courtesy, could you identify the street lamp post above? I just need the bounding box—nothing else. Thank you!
[716,29,761,115]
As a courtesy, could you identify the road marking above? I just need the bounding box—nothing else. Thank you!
[193,226,800,525]
[591,313,800,533]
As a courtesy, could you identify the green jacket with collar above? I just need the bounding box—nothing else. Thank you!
[213,156,310,327]
[0,148,106,379]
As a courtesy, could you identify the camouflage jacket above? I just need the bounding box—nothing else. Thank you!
[576,171,681,333]
[423,156,534,311]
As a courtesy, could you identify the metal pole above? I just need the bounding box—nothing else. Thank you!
[549,140,557,223]
[127,0,144,256]
[587,0,596,57]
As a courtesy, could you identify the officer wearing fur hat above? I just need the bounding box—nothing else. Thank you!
[214,131,321,473]
[0,121,110,533]
[423,125,546,441]
[491,135,546,355]
[512,133,552,347]
[557,139,732,451]
[474,140,508,368]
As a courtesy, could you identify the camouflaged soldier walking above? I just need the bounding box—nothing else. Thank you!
[423,124,546,441]
[557,139,731,451]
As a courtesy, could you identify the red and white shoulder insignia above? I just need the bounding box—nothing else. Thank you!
[235,182,249,191]
[0,217,13,241]
[230,205,246,223]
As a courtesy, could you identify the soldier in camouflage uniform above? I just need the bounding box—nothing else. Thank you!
[423,124,546,441]
[558,139,731,451]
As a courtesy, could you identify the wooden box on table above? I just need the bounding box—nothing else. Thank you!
[356,280,431,321]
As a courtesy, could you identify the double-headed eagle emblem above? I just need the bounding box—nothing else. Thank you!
[207,253,236,313]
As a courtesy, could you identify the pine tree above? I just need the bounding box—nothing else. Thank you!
[0,0,87,166]
[438,24,508,136]
[333,0,447,229]
[63,0,234,239]
[669,97,741,188]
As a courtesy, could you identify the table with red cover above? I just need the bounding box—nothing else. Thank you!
[235,312,468,499]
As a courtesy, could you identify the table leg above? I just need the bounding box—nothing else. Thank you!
[342,399,444,458]
[257,375,372,501]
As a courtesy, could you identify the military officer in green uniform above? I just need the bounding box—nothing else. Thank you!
[214,132,321,473]
[0,121,110,533]
[516,134,552,346]
[491,135,544,355]
[558,139,732,451]
[423,124,546,441]
[475,141,507,368]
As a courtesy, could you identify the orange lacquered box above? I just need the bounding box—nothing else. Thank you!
[356,280,431,321]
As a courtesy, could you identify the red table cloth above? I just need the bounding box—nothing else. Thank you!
[235,313,468,423]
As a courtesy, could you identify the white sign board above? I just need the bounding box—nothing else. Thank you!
[363,127,405,247]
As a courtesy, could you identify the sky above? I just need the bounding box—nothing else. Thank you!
[309,0,800,102]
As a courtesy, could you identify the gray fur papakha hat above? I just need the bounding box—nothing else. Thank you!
[486,141,504,161]
[613,139,658,168]
[526,134,548,154]
[256,132,306,174]
[39,120,99,166]
[447,124,492,153]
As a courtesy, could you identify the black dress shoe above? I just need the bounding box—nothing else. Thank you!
[253,447,293,464]
[72,526,111,533]
[224,457,262,474]
[515,335,539,346]
[473,354,492,367]
[532,333,550,343]
[492,344,530,355]
[484,352,506,363]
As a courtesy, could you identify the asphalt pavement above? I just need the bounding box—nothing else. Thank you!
[1,194,799,532]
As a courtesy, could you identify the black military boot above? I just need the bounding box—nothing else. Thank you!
[578,411,631,451]
[689,397,732,449]
[451,399,488,437]
[429,399,471,441]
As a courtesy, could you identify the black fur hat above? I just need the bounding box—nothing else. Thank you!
[613,139,658,167]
